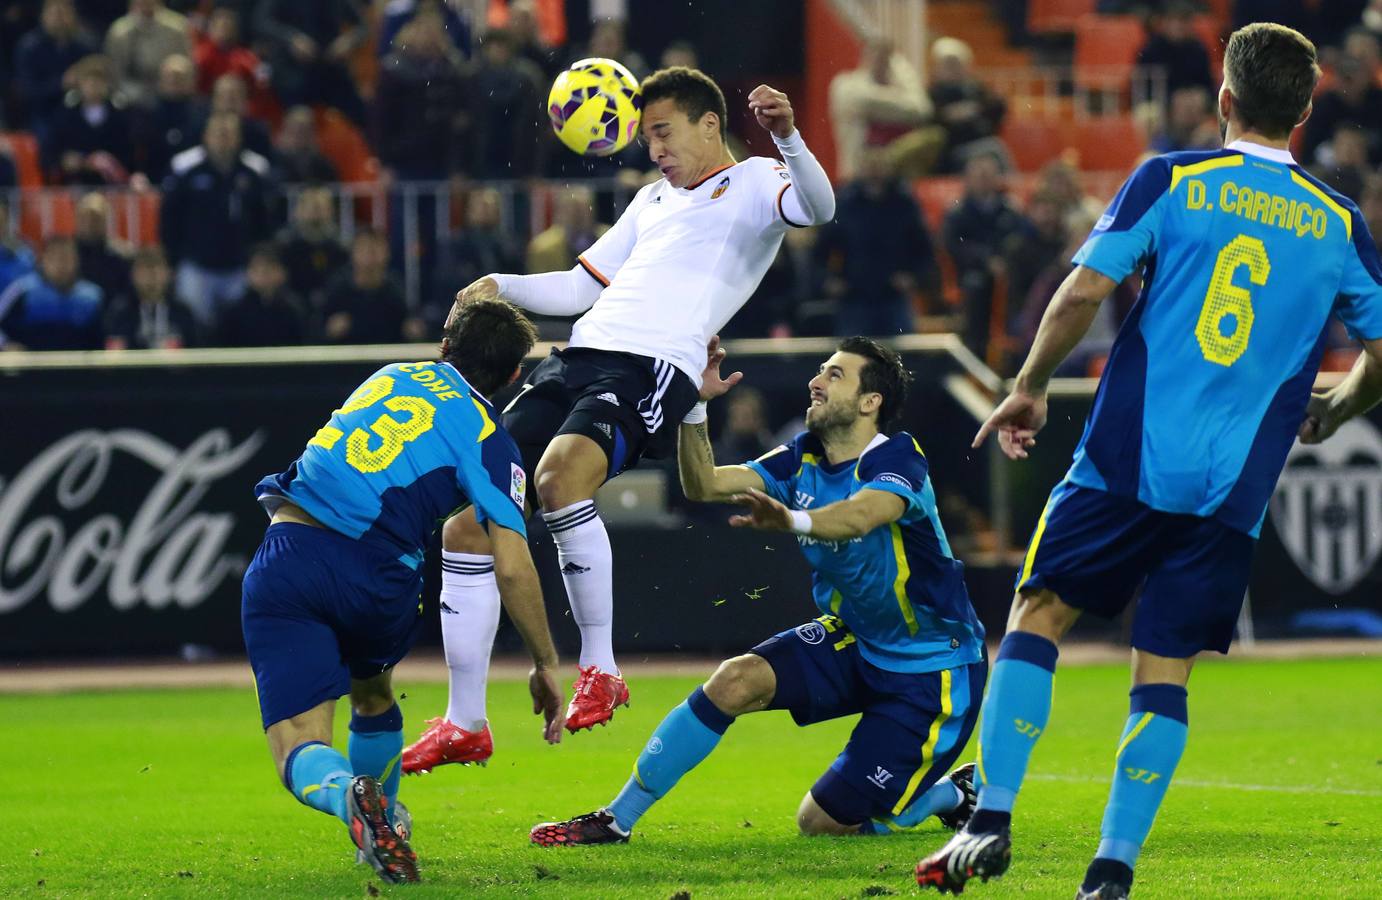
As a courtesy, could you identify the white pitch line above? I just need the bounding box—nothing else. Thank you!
[1028,773,1382,798]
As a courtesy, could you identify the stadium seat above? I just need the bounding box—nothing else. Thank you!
[110,191,161,246]
[1028,0,1096,34]
[1073,116,1146,172]
[314,107,377,184]
[1,132,43,187]
[1000,119,1070,172]
[1073,15,1144,94]
[19,192,76,244]
[913,177,965,234]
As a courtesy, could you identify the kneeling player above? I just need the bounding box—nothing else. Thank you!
[241,301,566,883]
[530,337,988,844]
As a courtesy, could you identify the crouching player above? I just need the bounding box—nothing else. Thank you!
[530,337,987,844]
[241,300,566,883]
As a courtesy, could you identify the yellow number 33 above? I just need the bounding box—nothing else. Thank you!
[1195,234,1270,367]
[308,375,436,473]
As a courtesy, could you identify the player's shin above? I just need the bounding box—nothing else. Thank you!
[971,631,1059,828]
[440,552,501,730]
[607,687,735,832]
[285,741,354,824]
[1088,684,1188,880]
[348,705,404,824]
[542,501,617,672]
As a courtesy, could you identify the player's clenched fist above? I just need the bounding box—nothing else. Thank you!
[748,84,795,139]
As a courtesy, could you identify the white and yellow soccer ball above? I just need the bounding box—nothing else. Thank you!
[547,57,642,157]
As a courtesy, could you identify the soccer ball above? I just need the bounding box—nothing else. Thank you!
[547,57,642,157]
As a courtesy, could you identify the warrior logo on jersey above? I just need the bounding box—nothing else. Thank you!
[711,176,731,199]
[1270,418,1382,594]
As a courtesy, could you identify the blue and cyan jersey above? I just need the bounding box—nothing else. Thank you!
[745,431,985,674]
[256,361,527,568]
[1070,141,1382,536]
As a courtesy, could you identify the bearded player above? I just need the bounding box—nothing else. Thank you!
[402,66,836,772]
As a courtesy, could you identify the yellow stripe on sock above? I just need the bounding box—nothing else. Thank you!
[1115,712,1155,759]
[975,741,987,788]
[300,783,321,799]
[379,751,403,787]
[891,669,953,816]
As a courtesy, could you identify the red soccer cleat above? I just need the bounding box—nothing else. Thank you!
[401,718,493,774]
[564,666,630,732]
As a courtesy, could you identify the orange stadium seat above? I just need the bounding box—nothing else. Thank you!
[1028,0,1096,34]
[2,132,43,187]
[1073,15,1145,93]
[110,192,161,246]
[1000,118,1070,172]
[1073,116,1146,172]
[913,177,965,234]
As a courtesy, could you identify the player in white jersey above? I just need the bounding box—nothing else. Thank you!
[402,67,835,771]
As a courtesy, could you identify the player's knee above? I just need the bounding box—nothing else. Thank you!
[442,509,491,554]
[534,437,606,510]
[1008,589,1079,642]
[703,654,775,717]
[350,679,395,717]
[796,792,853,836]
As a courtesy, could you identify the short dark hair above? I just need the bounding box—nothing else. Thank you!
[132,245,168,268]
[441,299,537,398]
[640,66,728,139]
[1223,23,1320,139]
[248,242,281,266]
[838,336,912,431]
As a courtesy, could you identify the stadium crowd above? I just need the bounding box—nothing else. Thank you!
[0,0,1380,375]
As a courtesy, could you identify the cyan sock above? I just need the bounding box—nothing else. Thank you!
[348,704,404,824]
[285,741,353,824]
[973,631,1059,820]
[1095,684,1189,869]
[607,686,734,832]
[862,780,963,834]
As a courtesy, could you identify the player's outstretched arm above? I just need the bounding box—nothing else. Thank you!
[679,336,766,502]
[729,488,904,541]
[489,523,565,743]
[454,266,603,318]
[749,84,836,225]
[1300,336,1382,444]
[974,265,1116,460]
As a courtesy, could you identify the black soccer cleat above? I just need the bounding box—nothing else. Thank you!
[915,825,1012,894]
[347,776,420,884]
[1075,883,1131,900]
[530,808,630,846]
[1076,858,1133,899]
[935,763,978,832]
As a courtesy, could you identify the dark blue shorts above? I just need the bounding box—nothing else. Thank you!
[241,523,425,729]
[1017,481,1256,658]
[751,616,986,825]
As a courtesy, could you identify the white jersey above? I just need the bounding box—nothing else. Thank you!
[573,156,801,387]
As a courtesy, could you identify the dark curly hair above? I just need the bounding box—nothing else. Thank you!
[838,336,913,431]
[640,66,728,139]
[440,299,537,397]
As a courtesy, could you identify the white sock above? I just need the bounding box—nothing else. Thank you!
[542,500,618,673]
[440,551,500,732]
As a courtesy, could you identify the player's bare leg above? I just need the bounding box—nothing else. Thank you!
[535,433,630,731]
[917,589,1079,893]
[404,509,501,774]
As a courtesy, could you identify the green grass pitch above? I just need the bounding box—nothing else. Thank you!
[4,657,1379,898]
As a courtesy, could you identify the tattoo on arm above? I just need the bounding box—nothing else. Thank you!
[693,423,714,466]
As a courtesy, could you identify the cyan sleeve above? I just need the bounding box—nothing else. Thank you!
[459,433,528,537]
[1073,157,1173,283]
[1334,209,1382,341]
[856,435,930,516]
[743,438,801,505]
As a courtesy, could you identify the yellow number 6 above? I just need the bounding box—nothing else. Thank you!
[1195,234,1270,367]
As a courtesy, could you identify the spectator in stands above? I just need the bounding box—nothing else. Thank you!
[1344,26,1381,79]
[73,191,132,302]
[253,0,368,126]
[104,243,198,348]
[579,18,650,81]
[374,12,468,182]
[816,148,937,337]
[1137,2,1215,100]
[439,187,523,311]
[0,196,36,295]
[192,6,277,123]
[77,0,131,35]
[1148,85,1220,152]
[829,36,939,181]
[1000,190,1067,339]
[944,151,1028,359]
[1035,158,1104,220]
[508,0,558,77]
[275,106,337,184]
[929,37,1008,174]
[202,72,275,163]
[1302,55,1382,166]
[0,235,104,350]
[1231,0,1310,34]
[215,242,307,346]
[1314,0,1370,49]
[132,52,204,182]
[468,27,543,179]
[526,185,608,274]
[378,0,471,60]
[1362,176,1382,253]
[0,2,41,114]
[160,111,274,328]
[322,228,422,343]
[104,0,190,110]
[44,54,135,184]
[1313,127,1373,201]
[661,39,698,71]
[14,0,98,139]
[713,387,775,463]
[276,185,346,316]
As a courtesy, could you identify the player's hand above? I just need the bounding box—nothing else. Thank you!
[972,389,1047,460]
[455,276,500,308]
[1298,391,1344,444]
[748,84,795,140]
[728,488,794,532]
[529,665,565,744]
[699,335,743,401]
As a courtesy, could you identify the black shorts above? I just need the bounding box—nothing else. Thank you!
[500,346,698,488]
